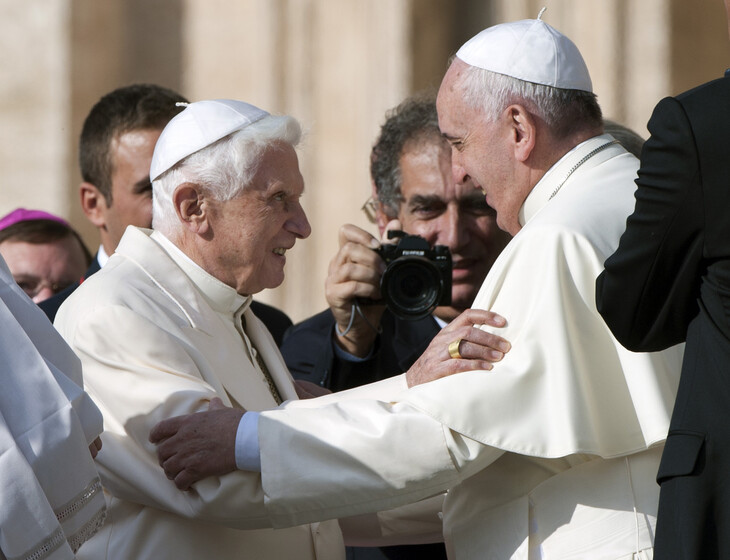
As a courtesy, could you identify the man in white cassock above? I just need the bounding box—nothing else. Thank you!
[56,98,502,560]
[0,255,105,560]
[151,15,683,560]
[52,99,347,560]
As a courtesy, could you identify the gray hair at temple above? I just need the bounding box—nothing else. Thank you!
[152,115,302,234]
[370,94,443,218]
[456,64,603,140]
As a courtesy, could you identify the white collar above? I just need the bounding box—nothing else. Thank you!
[97,244,110,268]
[150,230,251,316]
[519,134,623,227]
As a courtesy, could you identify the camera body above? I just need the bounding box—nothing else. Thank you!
[367,231,452,320]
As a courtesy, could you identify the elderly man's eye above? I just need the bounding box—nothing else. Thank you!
[448,139,464,152]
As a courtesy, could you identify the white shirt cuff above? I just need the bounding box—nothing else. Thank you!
[235,411,261,471]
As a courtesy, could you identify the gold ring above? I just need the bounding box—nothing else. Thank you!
[448,338,462,360]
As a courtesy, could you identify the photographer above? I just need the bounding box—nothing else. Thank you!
[281,95,510,396]
[279,94,510,560]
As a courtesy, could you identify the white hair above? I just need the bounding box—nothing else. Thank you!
[152,114,302,234]
[456,63,602,138]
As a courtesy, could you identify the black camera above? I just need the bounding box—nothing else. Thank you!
[364,231,452,321]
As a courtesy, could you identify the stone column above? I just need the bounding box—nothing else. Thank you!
[0,0,74,220]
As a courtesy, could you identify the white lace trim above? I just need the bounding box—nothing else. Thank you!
[8,478,106,560]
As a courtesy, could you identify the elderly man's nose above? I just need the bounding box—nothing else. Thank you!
[452,162,471,186]
[289,204,311,239]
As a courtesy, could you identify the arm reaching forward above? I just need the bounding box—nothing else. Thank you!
[151,307,509,488]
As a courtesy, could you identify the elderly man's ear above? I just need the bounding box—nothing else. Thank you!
[173,183,211,234]
[505,104,537,163]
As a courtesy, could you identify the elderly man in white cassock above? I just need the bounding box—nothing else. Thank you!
[55,99,502,559]
[0,255,105,560]
[52,99,348,559]
[150,15,684,560]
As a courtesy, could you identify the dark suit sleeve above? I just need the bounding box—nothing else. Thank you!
[279,310,337,386]
[596,96,704,352]
[280,309,391,391]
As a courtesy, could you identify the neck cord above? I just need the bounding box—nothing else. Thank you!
[548,140,620,200]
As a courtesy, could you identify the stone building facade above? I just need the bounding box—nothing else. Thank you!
[1,0,727,320]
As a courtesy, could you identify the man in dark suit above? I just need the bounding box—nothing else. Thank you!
[596,5,730,557]
[282,95,510,392]
[280,95,511,560]
[40,84,291,344]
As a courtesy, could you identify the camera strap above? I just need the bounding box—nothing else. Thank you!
[335,301,383,338]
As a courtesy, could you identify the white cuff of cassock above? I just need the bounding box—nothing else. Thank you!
[235,411,261,472]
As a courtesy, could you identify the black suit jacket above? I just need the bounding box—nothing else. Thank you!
[596,75,730,559]
[281,309,447,560]
[40,255,293,346]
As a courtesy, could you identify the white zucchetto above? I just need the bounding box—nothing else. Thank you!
[151,99,269,181]
[456,15,593,93]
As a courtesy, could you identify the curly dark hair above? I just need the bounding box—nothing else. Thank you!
[370,93,444,217]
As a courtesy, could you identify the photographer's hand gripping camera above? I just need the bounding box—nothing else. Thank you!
[362,230,452,321]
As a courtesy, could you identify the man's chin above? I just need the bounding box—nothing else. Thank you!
[239,271,286,296]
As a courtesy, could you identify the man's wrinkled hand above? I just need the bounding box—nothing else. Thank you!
[406,308,511,387]
[149,398,244,490]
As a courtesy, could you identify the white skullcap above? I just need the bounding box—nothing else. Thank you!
[455,13,592,93]
[150,99,269,181]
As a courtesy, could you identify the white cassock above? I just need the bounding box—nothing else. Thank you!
[54,228,343,560]
[256,135,683,560]
[0,257,105,560]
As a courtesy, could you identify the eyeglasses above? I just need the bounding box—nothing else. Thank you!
[361,197,379,224]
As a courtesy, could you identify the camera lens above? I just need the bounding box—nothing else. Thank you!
[381,257,444,320]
